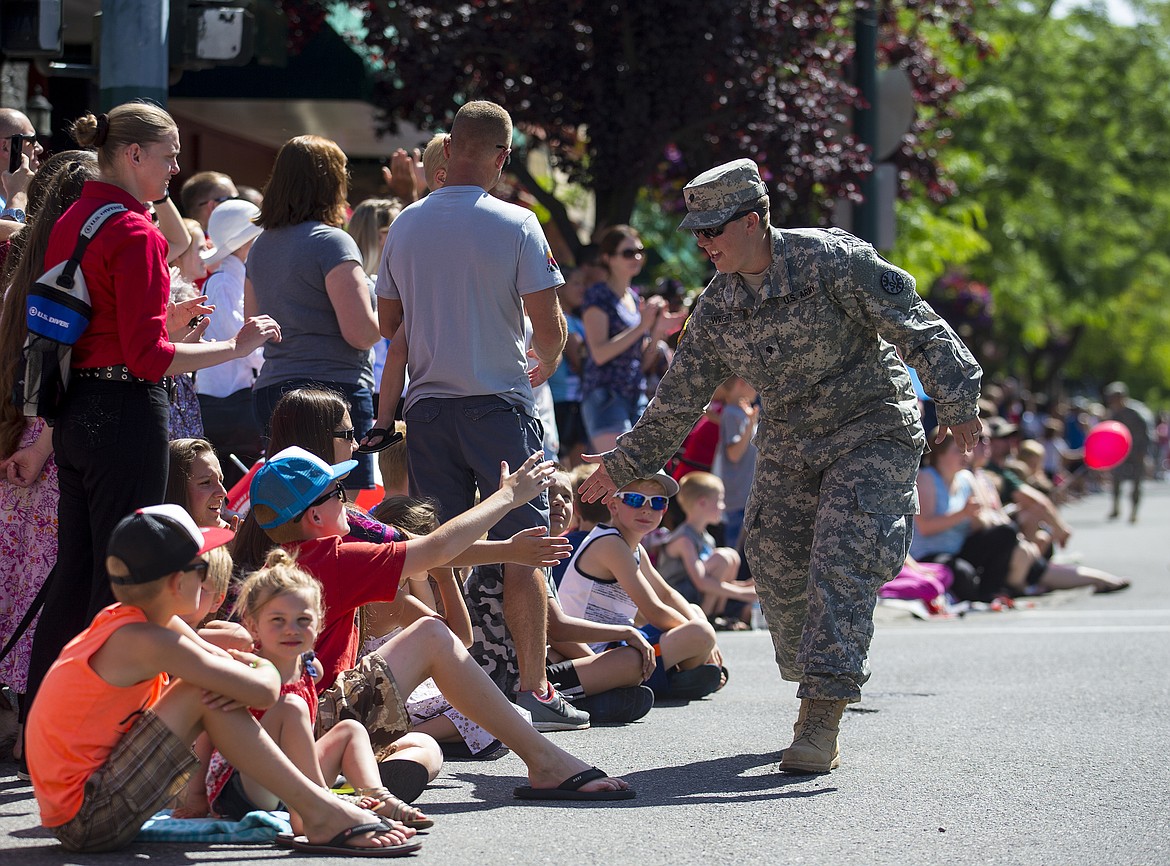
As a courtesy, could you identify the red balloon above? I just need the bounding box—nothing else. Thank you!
[1084,421,1132,470]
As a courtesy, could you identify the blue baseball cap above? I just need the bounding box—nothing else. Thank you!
[250,446,358,530]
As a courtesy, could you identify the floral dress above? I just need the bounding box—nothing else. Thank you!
[0,419,59,693]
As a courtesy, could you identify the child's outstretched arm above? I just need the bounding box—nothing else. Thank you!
[400,453,555,576]
[446,527,573,568]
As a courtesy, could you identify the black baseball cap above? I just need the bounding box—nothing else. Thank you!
[106,504,235,585]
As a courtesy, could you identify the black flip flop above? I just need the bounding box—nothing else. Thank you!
[276,821,423,856]
[356,427,404,454]
[513,766,635,801]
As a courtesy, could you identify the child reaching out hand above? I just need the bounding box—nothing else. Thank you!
[559,471,725,701]
[204,550,433,830]
[248,446,633,801]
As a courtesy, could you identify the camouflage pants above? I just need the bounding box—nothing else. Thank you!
[743,427,921,702]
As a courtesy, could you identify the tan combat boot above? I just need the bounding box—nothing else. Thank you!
[778,698,847,773]
[790,698,809,739]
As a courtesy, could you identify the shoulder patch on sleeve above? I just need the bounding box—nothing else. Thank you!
[880,270,907,295]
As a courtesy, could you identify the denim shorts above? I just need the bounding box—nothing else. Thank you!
[580,386,647,441]
[404,395,549,539]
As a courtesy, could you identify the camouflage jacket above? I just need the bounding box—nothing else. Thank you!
[606,227,982,486]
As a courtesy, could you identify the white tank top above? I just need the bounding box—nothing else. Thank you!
[557,524,641,651]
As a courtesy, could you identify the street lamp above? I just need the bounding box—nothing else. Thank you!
[26,85,53,136]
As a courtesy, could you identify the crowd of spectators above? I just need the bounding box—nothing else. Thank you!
[0,96,1155,855]
[0,99,749,855]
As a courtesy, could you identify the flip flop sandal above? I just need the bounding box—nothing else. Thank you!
[356,427,404,454]
[513,766,635,801]
[276,821,423,856]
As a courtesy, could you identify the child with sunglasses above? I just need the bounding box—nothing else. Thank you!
[557,471,724,701]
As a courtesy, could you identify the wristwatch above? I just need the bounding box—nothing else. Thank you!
[0,207,26,223]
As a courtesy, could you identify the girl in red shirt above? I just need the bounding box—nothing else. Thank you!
[204,549,431,831]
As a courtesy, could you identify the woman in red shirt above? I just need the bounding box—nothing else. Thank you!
[23,103,282,714]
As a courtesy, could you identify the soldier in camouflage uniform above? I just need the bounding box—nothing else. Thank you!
[580,159,982,773]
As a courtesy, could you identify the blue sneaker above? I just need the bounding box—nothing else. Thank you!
[571,686,654,724]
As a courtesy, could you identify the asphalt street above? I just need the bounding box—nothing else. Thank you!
[1,481,1167,865]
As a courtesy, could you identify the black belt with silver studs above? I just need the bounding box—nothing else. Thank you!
[73,365,176,400]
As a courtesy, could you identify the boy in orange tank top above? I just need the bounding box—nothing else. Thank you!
[25,504,416,856]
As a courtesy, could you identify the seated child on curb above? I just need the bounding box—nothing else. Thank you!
[249,446,633,801]
[204,550,433,830]
[464,470,658,729]
[655,472,757,627]
[26,505,415,855]
[543,470,658,724]
[558,471,724,701]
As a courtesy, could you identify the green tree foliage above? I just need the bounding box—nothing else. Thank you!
[938,1,1170,397]
[284,0,982,266]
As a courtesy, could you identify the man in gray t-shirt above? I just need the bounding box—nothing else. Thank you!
[377,101,591,732]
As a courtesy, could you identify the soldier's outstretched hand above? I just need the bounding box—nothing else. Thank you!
[578,453,618,503]
[937,416,983,453]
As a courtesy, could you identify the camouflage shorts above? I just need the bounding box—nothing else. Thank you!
[464,563,520,698]
[315,651,410,755]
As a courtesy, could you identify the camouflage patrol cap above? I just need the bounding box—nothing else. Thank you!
[678,158,767,231]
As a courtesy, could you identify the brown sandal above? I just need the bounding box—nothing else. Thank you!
[354,786,434,830]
